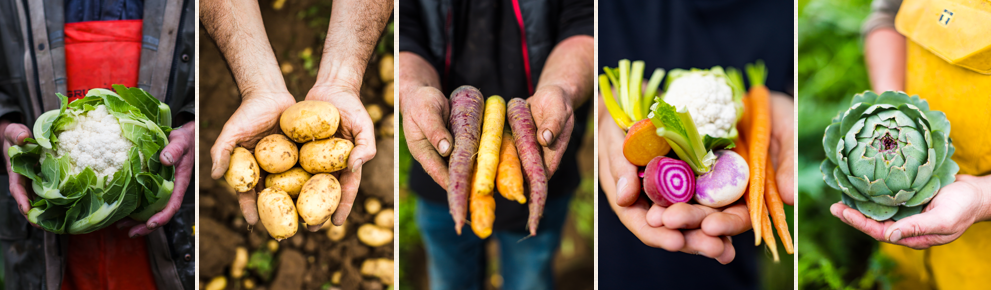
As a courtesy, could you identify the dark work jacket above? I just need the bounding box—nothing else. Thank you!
[400,0,593,232]
[0,0,195,289]
[597,1,794,289]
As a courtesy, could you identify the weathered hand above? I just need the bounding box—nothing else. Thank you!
[400,85,453,190]
[528,85,575,178]
[768,92,795,205]
[210,90,296,226]
[2,121,39,228]
[831,174,991,249]
[304,84,377,229]
[122,122,195,237]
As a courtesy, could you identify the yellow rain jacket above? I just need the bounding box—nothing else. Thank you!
[881,0,991,289]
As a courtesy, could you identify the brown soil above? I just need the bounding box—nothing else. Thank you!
[198,1,394,289]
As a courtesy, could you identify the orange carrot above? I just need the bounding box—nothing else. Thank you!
[761,203,779,262]
[765,159,794,254]
[470,175,496,239]
[746,62,770,246]
[496,129,526,203]
[623,119,672,166]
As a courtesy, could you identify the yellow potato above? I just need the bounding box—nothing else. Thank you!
[299,138,354,173]
[375,208,394,228]
[326,221,347,242]
[264,167,312,198]
[254,134,298,174]
[379,54,394,83]
[360,258,395,285]
[257,188,298,241]
[224,147,259,192]
[383,82,394,106]
[357,224,393,247]
[280,101,340,143]
[379,114,394,138]
[296,174,342,226]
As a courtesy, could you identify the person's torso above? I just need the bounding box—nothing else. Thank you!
[882,1,991,289]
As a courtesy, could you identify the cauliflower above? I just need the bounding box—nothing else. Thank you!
[663,72,737,138]
[55,105,134,178]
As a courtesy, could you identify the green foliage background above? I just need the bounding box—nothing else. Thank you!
[797,0,899,288]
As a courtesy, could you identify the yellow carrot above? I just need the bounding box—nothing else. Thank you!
[766,159,794,255]
[496,129,526,203]
[746,62,770,246]
[470,175,496,239]
[471,96,506,197]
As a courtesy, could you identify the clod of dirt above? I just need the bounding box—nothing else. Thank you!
[200,217,245,278]
[290,231,305,248]
[270,249,306,290]
[359,138,394,203]
[304,236,317,253]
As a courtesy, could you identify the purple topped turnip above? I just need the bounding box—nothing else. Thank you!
[694,150,749,208]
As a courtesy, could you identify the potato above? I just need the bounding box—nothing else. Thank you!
[379,54,394,83]
[296,174,342,226]
[265,167,312,198]
[299,138,354,173]
[205,277,227,290]
[375,209,394,228]
[224,147,260,192]
[257,188,298,241]
[326,221,347,242]
[357,224,393,247]
[379,114,394,138]
[360,258,395,285]
[365,197,382,215]
[280,101,340,143]
[231,247,248,278]
[255,134,298,174]
[366,104,383,123]
[267,240,279,252]
[383,82,394,106]
[331,271,342,285]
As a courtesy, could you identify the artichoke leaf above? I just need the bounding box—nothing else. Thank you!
[836,168,869,202]
[884,165,912,192]
[892,205,924,221]
[905,178,940,207]
[854,199,899,221]
[821,160,841,191]
[869,189,915,207]
[823,124,842,166]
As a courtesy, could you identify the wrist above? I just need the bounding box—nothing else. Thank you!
[239,86,295,109]
[314,57,365,96]
[976,176,991,222]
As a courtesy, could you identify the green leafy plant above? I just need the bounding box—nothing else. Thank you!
[7,86,173,234]
[821,91,958,221]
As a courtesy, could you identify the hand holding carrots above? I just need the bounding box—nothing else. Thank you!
[527,85,576,178]
[400,85,454,190]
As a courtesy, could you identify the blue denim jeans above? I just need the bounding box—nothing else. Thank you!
[416,194,572,290]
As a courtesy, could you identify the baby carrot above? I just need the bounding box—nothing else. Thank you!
[496,129,526,203]
[471,96,507,197]
[746,61,770,246]
[765,159,794,254]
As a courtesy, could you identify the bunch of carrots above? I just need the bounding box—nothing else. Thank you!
[732,61,793,261]
[460,93,534,239]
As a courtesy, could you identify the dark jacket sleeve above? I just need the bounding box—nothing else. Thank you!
[0,0,26,123]
[556,0,593,43]
[398,0,440,69]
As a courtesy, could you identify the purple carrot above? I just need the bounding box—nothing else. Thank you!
[506,98,548,236]
[448,85,484,235]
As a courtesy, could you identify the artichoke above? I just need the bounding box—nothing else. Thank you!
[821,91,958,221]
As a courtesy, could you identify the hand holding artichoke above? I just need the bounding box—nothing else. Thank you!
[821,91,959,221]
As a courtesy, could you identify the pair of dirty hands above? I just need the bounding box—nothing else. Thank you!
[401,84,575,193]
[210,85,377,232]
[2,119,195,237]
[599,92,796,264]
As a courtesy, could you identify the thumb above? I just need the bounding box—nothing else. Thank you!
[348,123,378,173]
[210,128,238,180]
[4,124,30,146]
[161,127,192,166]
[529,98,570,147]
[884,210,946,243]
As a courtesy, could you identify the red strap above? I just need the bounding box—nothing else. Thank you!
[512,0,534,96]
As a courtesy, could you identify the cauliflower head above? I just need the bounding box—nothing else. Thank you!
[55,105,134,178]
[664,71,739,138]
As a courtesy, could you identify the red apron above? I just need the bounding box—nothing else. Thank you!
[60,19,157,290]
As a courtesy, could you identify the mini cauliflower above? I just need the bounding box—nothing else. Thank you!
[662,67,745,139]
[8,86,174,234]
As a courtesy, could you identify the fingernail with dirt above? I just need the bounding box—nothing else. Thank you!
[889,229,902,243]
[438,139,450,154]
[351,158,363,173]
[543,130,553,144]
[148,222,159,230]
[163,152,174,165]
